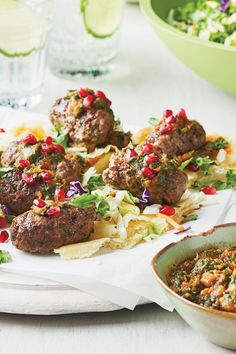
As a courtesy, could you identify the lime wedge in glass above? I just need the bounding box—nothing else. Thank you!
[81,0,125,39]
[0,0,48,57]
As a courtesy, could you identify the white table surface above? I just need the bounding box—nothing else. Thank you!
[1,4,236,354]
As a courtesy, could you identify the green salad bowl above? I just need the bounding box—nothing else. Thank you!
[152,223,236,350]
[140,0,236,95]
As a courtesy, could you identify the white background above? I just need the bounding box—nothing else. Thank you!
[1,4,235,354]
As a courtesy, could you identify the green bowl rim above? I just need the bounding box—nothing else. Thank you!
[140,0,236,53]
[151,222,236,319]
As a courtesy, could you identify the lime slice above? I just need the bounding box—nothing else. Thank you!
[81,0,125,39]
[0,0,49,57]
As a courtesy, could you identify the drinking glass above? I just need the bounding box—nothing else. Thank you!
[0,0,53,109]
[49,0,125,78]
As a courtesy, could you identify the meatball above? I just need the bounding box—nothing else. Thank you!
[0,169,49,215]
[146,110,206,158]
[10,205,96,254]
[1,140,41,167]
[50,88,130,152]
[103,150,187,205]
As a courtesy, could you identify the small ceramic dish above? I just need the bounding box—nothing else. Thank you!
[151,223,236,350]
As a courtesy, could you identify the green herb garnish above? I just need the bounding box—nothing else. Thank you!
[0,167,13,178]
[179,158,193,171]
[195,156,215,176]
[51,125,69,148]
[71,193,109,216]
[193,169,236,191]
[211,137,229,150]
[0,250,11,264]
[86,174,105,191]
[184,214,198,221]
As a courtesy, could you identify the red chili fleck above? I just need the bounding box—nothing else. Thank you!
[18,159,31,168]
[125,148,138,160]
[21,134,37,144]
[83,95,95,108]
[163,110,173,120]
[22,173,34,185]
[0,128,5,133]
[159,124,173,135]
[41,172,52,182]
[0,217,7,229]
[201,186,217,195]
[0,230,9,243]
[52,143,65,155]
[186,162,199,172]
[177,108,188,119]
[141,167,156,179]
[145,155,158,164]
[43,136,53,145]
[46,205,60,216]
[33,199,46,208]
[160,205,175,216]
[142,144,155,155]
[79,88,90,97]
[54,189,66,203]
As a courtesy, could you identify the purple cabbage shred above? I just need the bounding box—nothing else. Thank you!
[174,226,192,235]
[220,0,230,12]
[66,181,88,199]
[1,204,11,215]
[138,188,150,210]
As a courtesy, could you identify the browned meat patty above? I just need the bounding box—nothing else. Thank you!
[1,141,41,167]
[49,89,130,152]
[109,130,132,150]
[103,151,187,205]
[0,169,50,215]
[10,205,96,254]
[146,110,206,158]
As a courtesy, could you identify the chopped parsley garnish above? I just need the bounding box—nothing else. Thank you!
[211,137,229,150]
[114,117,121,130]
[194,156,215,176]
[0,250,11,264]
[86,174,105,191]
[193,169,236,190]
[184,214,198,221]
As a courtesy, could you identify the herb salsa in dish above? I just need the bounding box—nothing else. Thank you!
[168,247,236,312]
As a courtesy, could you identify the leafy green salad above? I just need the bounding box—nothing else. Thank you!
[168,0,236,46]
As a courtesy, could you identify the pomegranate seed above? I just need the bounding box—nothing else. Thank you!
[165,116,177,124]
[41,143,53,154]
[43,136,53,145]
[83,95,95,108]
[163,110,173,120]
[142,144,155,155]
[22,173,34,185]
[201,186,216,195]
[46,205,60,216]
[125,148,138,160]
[52,143,65,155]
[177,108,188,119]
[0,128,5,133]
[0,217,7,229]
[160,205,175,216]
[159,124,173,135]
[79,88,90,97]
[54,189,66,203]
[21,134,37,144]
[95,90,106,100]
[141,167,156,179]
[18,159,31,168]
[186,163,199,172]
[33,199,46,208]
[41,172,52,182]
[0,230,9,243]
[145,155,158,164]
